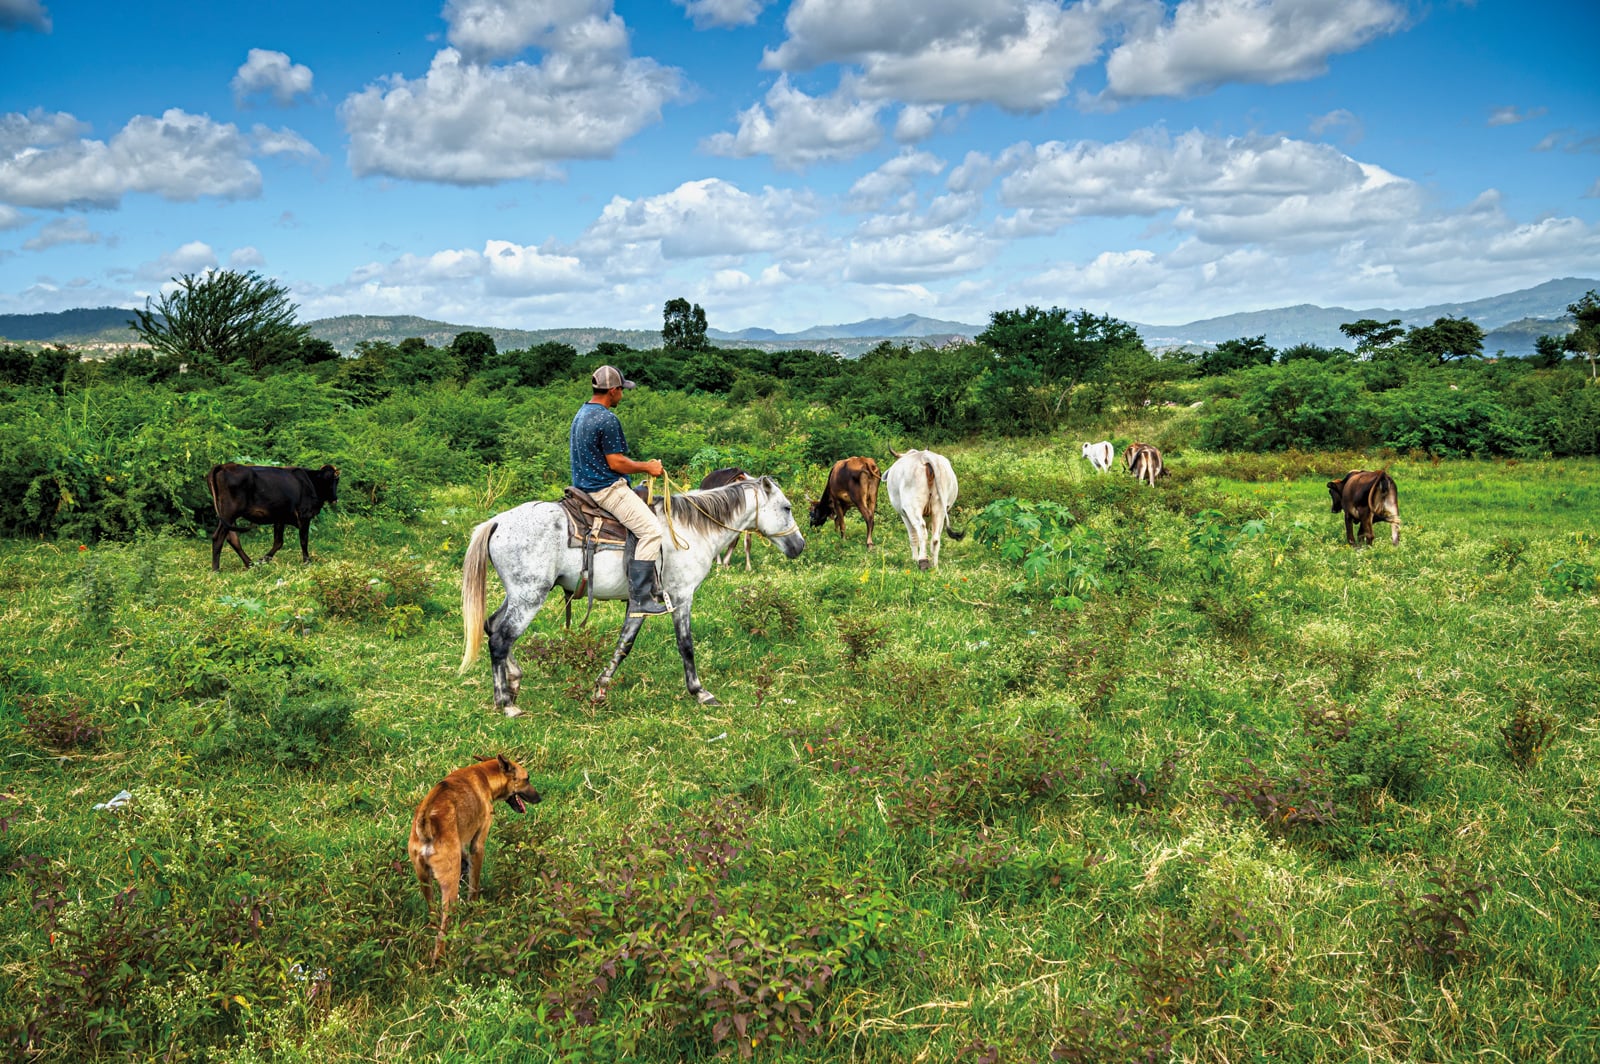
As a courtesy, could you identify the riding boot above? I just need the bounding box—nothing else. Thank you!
[627,559,672,617]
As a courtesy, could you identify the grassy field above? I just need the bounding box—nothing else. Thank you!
[2,443,1598,1061]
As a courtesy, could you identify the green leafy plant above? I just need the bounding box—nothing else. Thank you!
[1388,861,1497,971]
[1500,704,1559,769]
[1542,559,1597,597]
[385,603,423,640]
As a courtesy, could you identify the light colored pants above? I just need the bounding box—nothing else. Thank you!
[592,478,662,562]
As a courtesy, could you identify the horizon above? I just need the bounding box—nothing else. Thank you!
[2,2,1597,333]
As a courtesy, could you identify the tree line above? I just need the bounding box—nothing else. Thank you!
[1,271,1597,542]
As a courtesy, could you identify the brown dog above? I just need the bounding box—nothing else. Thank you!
[408,754,540,964]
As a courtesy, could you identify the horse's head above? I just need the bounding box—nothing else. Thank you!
[753,476,806,559]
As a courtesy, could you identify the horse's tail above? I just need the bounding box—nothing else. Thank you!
[459,519,498,674]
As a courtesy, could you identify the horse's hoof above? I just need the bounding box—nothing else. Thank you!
[697,692,719,706]
[502,706,525,718]
[918,559,931,571]
[590,689,607,704]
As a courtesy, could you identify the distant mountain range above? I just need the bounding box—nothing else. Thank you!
[3,277,1590,358]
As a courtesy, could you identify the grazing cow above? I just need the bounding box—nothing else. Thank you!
[884,448,962,570]
[1125,443,1165,487]
[699,467,753,569]
[808,456,881,548]
[1081,441,1115,473]
[206,463,340,571]
[1327,469,1401,546]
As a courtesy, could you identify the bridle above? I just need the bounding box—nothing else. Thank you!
[657,475,799,550]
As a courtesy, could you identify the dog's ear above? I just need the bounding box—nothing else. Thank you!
[497,753,514,775]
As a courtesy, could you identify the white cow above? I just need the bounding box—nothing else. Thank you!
[1081,440,1115,472]
[885,448,961,570]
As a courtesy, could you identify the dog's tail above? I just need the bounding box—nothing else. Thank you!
[460,519,498,673]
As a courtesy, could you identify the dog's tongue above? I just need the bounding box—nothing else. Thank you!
[507,794,526,813]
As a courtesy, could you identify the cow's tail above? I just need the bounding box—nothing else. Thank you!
[205,465,223,517]
[925,460,966,540]
[459,519,498,673]
[1376,470,1401,543]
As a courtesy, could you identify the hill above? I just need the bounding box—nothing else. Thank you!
[5,277,1591,356]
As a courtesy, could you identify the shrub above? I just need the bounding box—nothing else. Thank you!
[311,562,387,619]
[732,580,801,638]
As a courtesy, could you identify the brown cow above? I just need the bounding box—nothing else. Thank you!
[206,463,340,571]
[1327,469,1401,546]
[699,467,753,569]
[1124,442,1165,486]
[809,456,880,548]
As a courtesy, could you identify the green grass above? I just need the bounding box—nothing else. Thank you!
[2,448,1598,1061]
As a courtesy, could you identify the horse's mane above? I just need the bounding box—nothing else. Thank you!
[653,481,755,537]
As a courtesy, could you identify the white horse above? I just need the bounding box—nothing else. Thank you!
[461,477,804,713]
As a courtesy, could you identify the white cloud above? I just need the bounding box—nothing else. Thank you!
[1309,108,1361,142]
[702,75,883,168]
[581,178,819,259]
[340,46,683,183]
[0,109,261,209]
[0,0,50,32]
[765,0,1111,111]
[1104,0,1406,99]
[232,49,314,106]
[252,125,321,160]
[0,204,28,230]
[848,149,945,209]
[994,130,1415,249]
[674,0,769,29]
[139,241,220,282]
[842,226,992,283]
[893,105,944,142]
[21,215,97,251]
[1487,105,1546,127]
[228,246,266,269]
[444,0,629,62]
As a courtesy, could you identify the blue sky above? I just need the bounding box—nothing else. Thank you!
[1,0,1596,333]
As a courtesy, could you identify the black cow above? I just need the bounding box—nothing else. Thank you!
[699,467,753,569]
[206,463,340,571]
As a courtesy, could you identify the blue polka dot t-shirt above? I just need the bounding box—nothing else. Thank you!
[570,402,630,493]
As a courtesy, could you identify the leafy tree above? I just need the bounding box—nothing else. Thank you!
[298,338,342,367]
[0,344,73,388]
[132,270,309,376]
[977,306,1134,431]
[1197,335,1275,376]
[662,298,709,352]
[1405,316,1484,364]
[1531,334,1567,369]
[450,331,497,377]
[1339,318,1405,360]
[1278,342,1350,364]
[1563,289,1600,382]
[387,337,459,385]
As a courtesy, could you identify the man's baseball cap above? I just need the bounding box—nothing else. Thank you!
[592,365,635,390]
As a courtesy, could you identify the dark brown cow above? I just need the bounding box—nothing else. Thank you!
[809,456,881,548]
[1124,442,1165,486]
[206,463,340,571]
[1327,469,1401,546]
[699,467,753,569]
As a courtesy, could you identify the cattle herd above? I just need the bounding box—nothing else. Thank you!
[206,444,1401,577]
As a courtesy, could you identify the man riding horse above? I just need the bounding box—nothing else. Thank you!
[570,365,672,617]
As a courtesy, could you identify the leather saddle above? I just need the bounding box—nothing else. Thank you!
[559,485,644,551]
[558,485,651,627]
